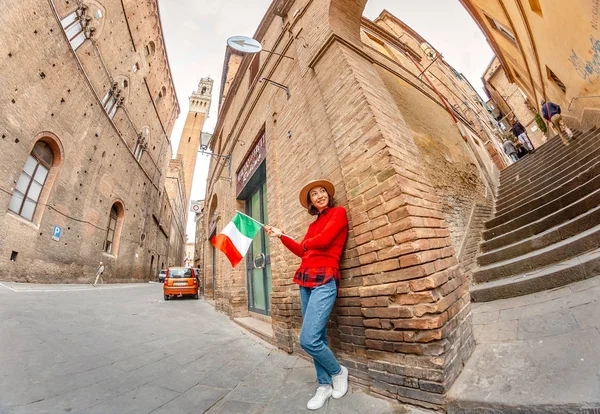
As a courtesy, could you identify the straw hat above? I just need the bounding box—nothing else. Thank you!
[299,179,335,209]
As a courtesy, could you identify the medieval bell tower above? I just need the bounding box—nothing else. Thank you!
[176,76,213,206]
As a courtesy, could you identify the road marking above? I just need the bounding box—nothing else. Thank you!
[0,283,17,292]
[0,283,151,293]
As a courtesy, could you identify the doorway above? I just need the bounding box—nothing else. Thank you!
[244,175,271,315]
[150,255,155,280]
[211,230,217,300]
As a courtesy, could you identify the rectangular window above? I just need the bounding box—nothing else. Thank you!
[528,0,542,16]
[485,15,517,44]
[546,66,566,93]
[133,142,144,161]
[61,10,85,51]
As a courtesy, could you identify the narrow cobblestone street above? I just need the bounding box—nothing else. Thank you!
[0,282,429,414]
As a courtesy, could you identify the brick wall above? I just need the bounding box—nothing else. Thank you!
[0,0,179,282]
[199,0,492,409]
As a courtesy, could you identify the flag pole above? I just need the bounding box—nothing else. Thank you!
[235,210,295,240]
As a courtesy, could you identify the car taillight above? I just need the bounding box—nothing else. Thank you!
[193,278,197,285]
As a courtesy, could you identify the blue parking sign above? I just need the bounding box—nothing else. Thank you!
[52,225,62,241]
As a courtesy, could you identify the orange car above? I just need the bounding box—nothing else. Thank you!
[163,267,199,300]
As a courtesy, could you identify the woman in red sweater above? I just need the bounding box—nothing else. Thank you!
[265,179,349,410]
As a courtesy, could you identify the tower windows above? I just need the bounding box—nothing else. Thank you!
[133,128,149,161]
[156,86,166,104]
[145,41,156,57]
[9,141,54,221]
[102,86,119,119]
[61,9,86,50]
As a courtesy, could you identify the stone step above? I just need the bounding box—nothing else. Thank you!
[479,201,600,265]
[498,128,598,198]
[483,182,600,252]
[498,128,590,185]
[474,222,600,284]
[483,161,600,240]
[496,129,600,210]
[499,134,568,178]
[470,248,600,302]
[499,129,591,184]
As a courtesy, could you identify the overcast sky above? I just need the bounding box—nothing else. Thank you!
[158,0,494,241]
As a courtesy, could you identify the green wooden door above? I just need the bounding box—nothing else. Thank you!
[246,181,271,314]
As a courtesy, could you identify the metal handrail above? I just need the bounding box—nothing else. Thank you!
[568,95,600,111]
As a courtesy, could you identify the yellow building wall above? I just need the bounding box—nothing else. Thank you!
[463,0,600,130]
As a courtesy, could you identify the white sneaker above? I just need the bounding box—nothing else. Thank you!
[307,385,332,410]
[331,365,348,399]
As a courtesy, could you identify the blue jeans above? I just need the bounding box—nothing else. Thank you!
[299,278,341,385]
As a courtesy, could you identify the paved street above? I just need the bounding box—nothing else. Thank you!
[448,275,600,413]
[0,282,426,414]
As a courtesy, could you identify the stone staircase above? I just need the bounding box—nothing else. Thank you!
[470,127,600,301]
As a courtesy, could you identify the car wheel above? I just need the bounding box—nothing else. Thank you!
[194,292,199,300]
[164,294,169,301]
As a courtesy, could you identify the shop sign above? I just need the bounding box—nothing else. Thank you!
[236,133,266,196]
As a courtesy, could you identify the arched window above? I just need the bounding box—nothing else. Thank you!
[104,202,124,255]
[156,86,167,105]
[9,141,54,221]
[145,41,156,57]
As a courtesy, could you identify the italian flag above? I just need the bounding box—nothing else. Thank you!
[211,212,263,267]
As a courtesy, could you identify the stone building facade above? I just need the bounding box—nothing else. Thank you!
[199,1,501,409]
[165,80,213,268]
[0,0,180,282]
[482,56,546,148]
[193,203,204,269]
[460,0,600,131]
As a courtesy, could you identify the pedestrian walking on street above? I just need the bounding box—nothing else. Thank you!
[503,138,519,163]
[511,119,535,152]
[541,99,574,144]
[93,262,105,286]
[264,179,349,410]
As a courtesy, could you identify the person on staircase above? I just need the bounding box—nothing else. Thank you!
[511,119,535,152]
[515,141,529,159]
[541,99,574,144]
[503,137,519,163]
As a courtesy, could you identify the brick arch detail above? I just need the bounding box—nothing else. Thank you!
[106,199,125,257]
[29,131,65,225]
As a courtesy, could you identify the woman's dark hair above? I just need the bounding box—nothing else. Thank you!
[307,191,335,216]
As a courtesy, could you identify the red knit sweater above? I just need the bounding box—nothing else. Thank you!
[281,206,348,269]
